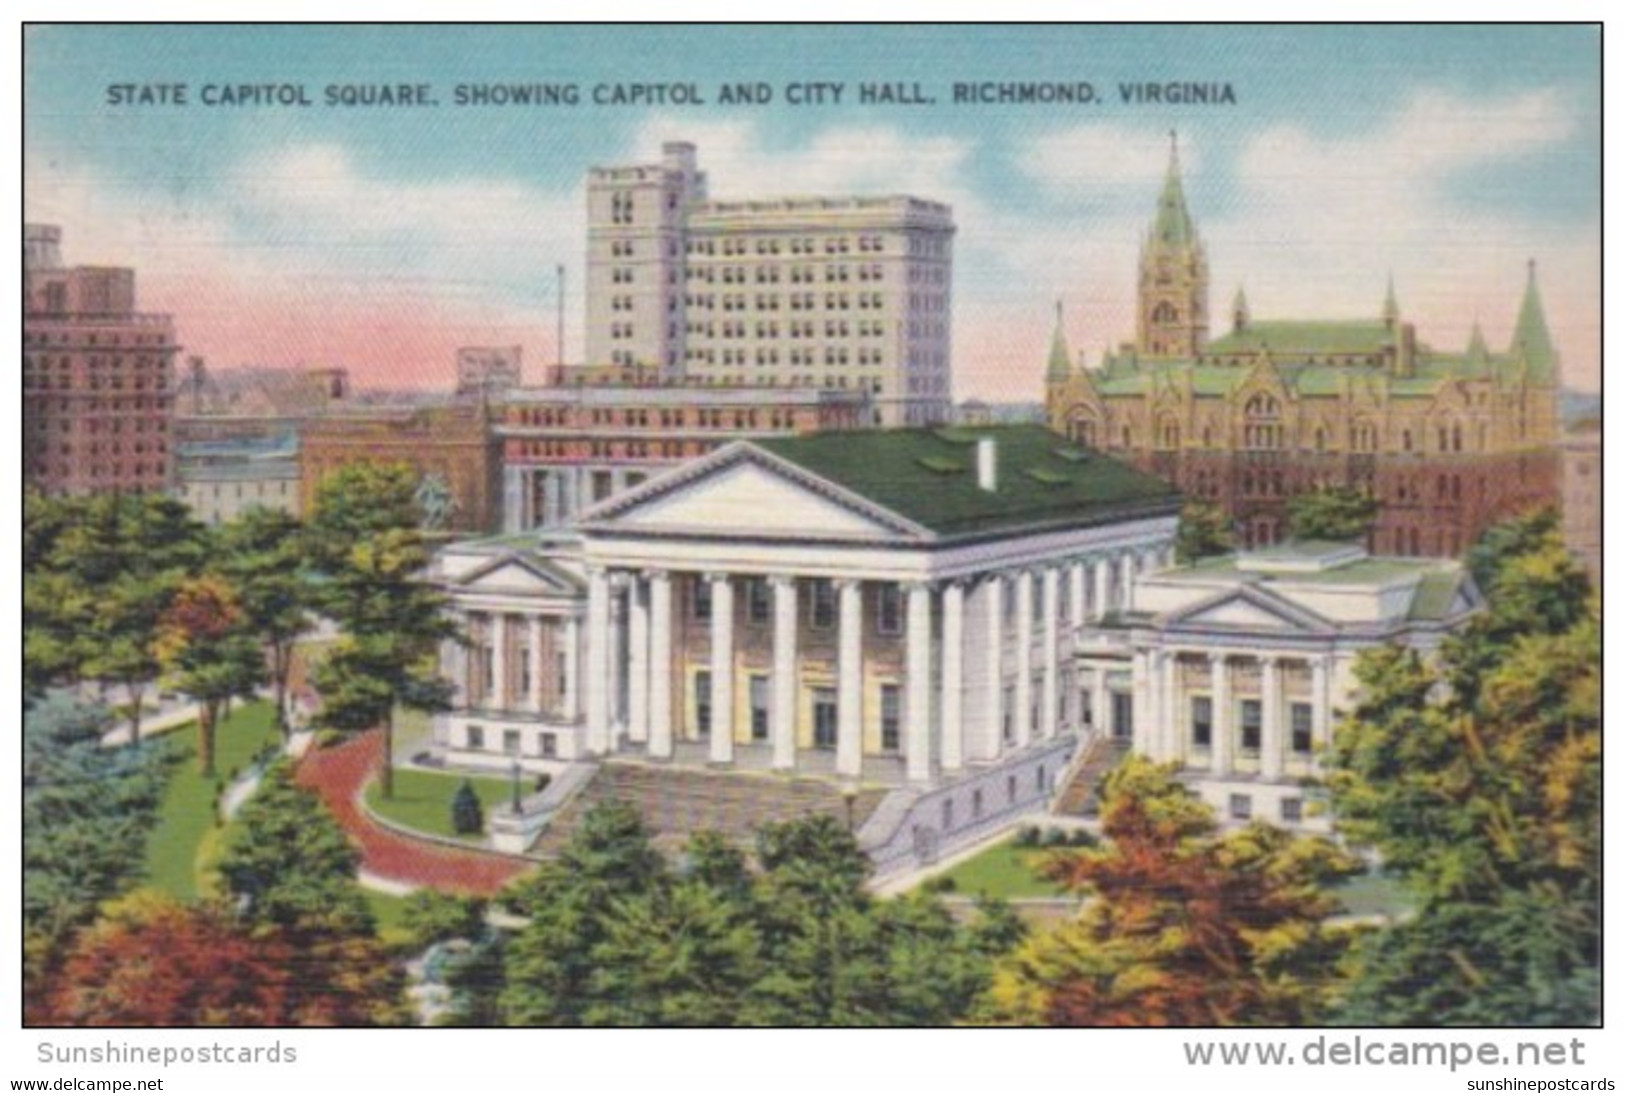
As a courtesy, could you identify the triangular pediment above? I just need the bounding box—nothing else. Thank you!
[456,554,578,597]
[1164,585,1333,635]
[581,445,923,542]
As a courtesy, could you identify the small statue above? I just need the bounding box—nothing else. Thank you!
[415,473,459,531]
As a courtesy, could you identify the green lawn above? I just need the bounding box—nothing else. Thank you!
[364,768,515,842]
[933,838,1073,900]
[143,701,282,899]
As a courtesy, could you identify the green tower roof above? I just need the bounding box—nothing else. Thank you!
[1511,259,1557,380]
[1046,301,1072,382]
[1152,132,1196,248]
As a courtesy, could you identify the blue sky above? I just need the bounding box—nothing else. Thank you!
[24,25,1601,395]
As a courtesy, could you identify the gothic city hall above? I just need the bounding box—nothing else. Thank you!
[1044,138,1561,556]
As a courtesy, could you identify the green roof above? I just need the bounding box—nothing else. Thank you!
[1152,136,1197,248]
[1207,319,1393,357]
[1169,553,1441,587]
[1046,303,1073,383]
[1511,260,1557,381]
[1408,570,1466,621]
[755,425,1180,539]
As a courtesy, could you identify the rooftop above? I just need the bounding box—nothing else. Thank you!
[755,424,1180,539]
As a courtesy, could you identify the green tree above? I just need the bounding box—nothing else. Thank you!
[1324,514,1599,1025]
[1285,485,1378,544]
[450,779,485,835]
[308,465,455,798]
[219,507,315,739]
[401,890,489,950]
[51,494,208,742]
[218,763,375,938]
[23,694,170,1018]
[1176,499,1233,563]
[155,575,266,775]
[499,801,669,1025]
[981,758,1359,1026]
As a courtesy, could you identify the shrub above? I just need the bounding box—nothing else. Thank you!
[1014,826,1042,848]
[450,779,484,836]
[1042,827,1072,848]
[924,874,958,894]
[1067,828,1099,849]
[533,773,552,794]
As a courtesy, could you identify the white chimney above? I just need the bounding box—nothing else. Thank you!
[977,437,997,491]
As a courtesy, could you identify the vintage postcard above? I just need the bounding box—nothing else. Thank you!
[16,17,1603,1073]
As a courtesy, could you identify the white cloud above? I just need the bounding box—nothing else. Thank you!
[1020,123,1195,193]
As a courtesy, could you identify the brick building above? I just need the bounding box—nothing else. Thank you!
[1044,140,1561,557]
[24,224,180,496]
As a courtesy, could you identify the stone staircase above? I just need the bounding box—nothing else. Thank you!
[528,760,889,858]
[1051,735,1131,817]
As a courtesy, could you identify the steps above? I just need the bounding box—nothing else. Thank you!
[528,761,889,858]
[1051,735,1131,817]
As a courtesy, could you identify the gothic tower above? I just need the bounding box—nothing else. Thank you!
[1137,132,1209,359]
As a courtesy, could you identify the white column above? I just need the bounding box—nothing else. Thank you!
[562,615,580,721]
[1211,653,1232,776]
[648,572,673,759]
[941,581,965,773]
[981,575,1004,756]
[1119,551,1136,612]
[1068,560,1086,634]
[771,575,798,771]
[528,615,545,714]
[836,579,863,779]
[1312,654,1332,766]
[1091,664,1110,742]
[627,577,649,744]
[1014,569,1034,748]
[490,613,509,713]
[708,573,735,765]
[1260,656,1283,780]
[905,582,934,783]
[585,569,611,754]
[1041,567,1060,739]
[1093,558,1111,620]
[1161,650,1181,761]
[1130,648,1151,756]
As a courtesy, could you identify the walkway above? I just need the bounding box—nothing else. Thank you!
[295,730,535,897]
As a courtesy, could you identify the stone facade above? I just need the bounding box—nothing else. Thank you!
[586,142,955,425]
[1561,422,1601,584]
[1045,142,1562,557]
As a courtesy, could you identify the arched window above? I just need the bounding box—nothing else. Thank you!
[1152,301,1178,324]
[1242,393,1282,450]
[1351,419,1378,453]
[1157,415,1181,450]
[1067,413,1098,448]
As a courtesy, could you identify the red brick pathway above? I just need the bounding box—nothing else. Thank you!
[295,730,534,897]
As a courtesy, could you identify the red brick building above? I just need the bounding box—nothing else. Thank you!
[24,224,180,496]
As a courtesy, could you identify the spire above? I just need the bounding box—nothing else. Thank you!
[1152,130,1196,247]
[1046,299,1072,383]
[1463,320,1490,378]
[1510,258,1556,379]
[1382,273,1400,324]
[1231,284,1249,332]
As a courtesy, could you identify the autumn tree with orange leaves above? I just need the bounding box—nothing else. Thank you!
[156,574,265,775]
[980,758,1360,1026]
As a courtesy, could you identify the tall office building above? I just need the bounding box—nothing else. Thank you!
[585,142,955,425]
[24,224,180,496]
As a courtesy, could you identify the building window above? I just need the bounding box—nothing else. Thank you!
[880,684,901,751]
[877,583,903,636]
[747,579,770,625]
[694,670,712,737]
[810,579,836,629]
[1239,699,1263,753]
[692,579,713,622]
[503,730,521,756]
[1280,797,1303,824]
[1002,685,1015,742]
[941,798,955,832]
[466,724,485,750]
[749,675,770,741]
[813,688,837,748]
[1290,702,1314,755]
[1190,695,1213,748]
[972,788,984,820]
[1229,794,1253,820]
[1036,765,1048,792]
[539,733,557,759]
[1007,775,1018,804]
